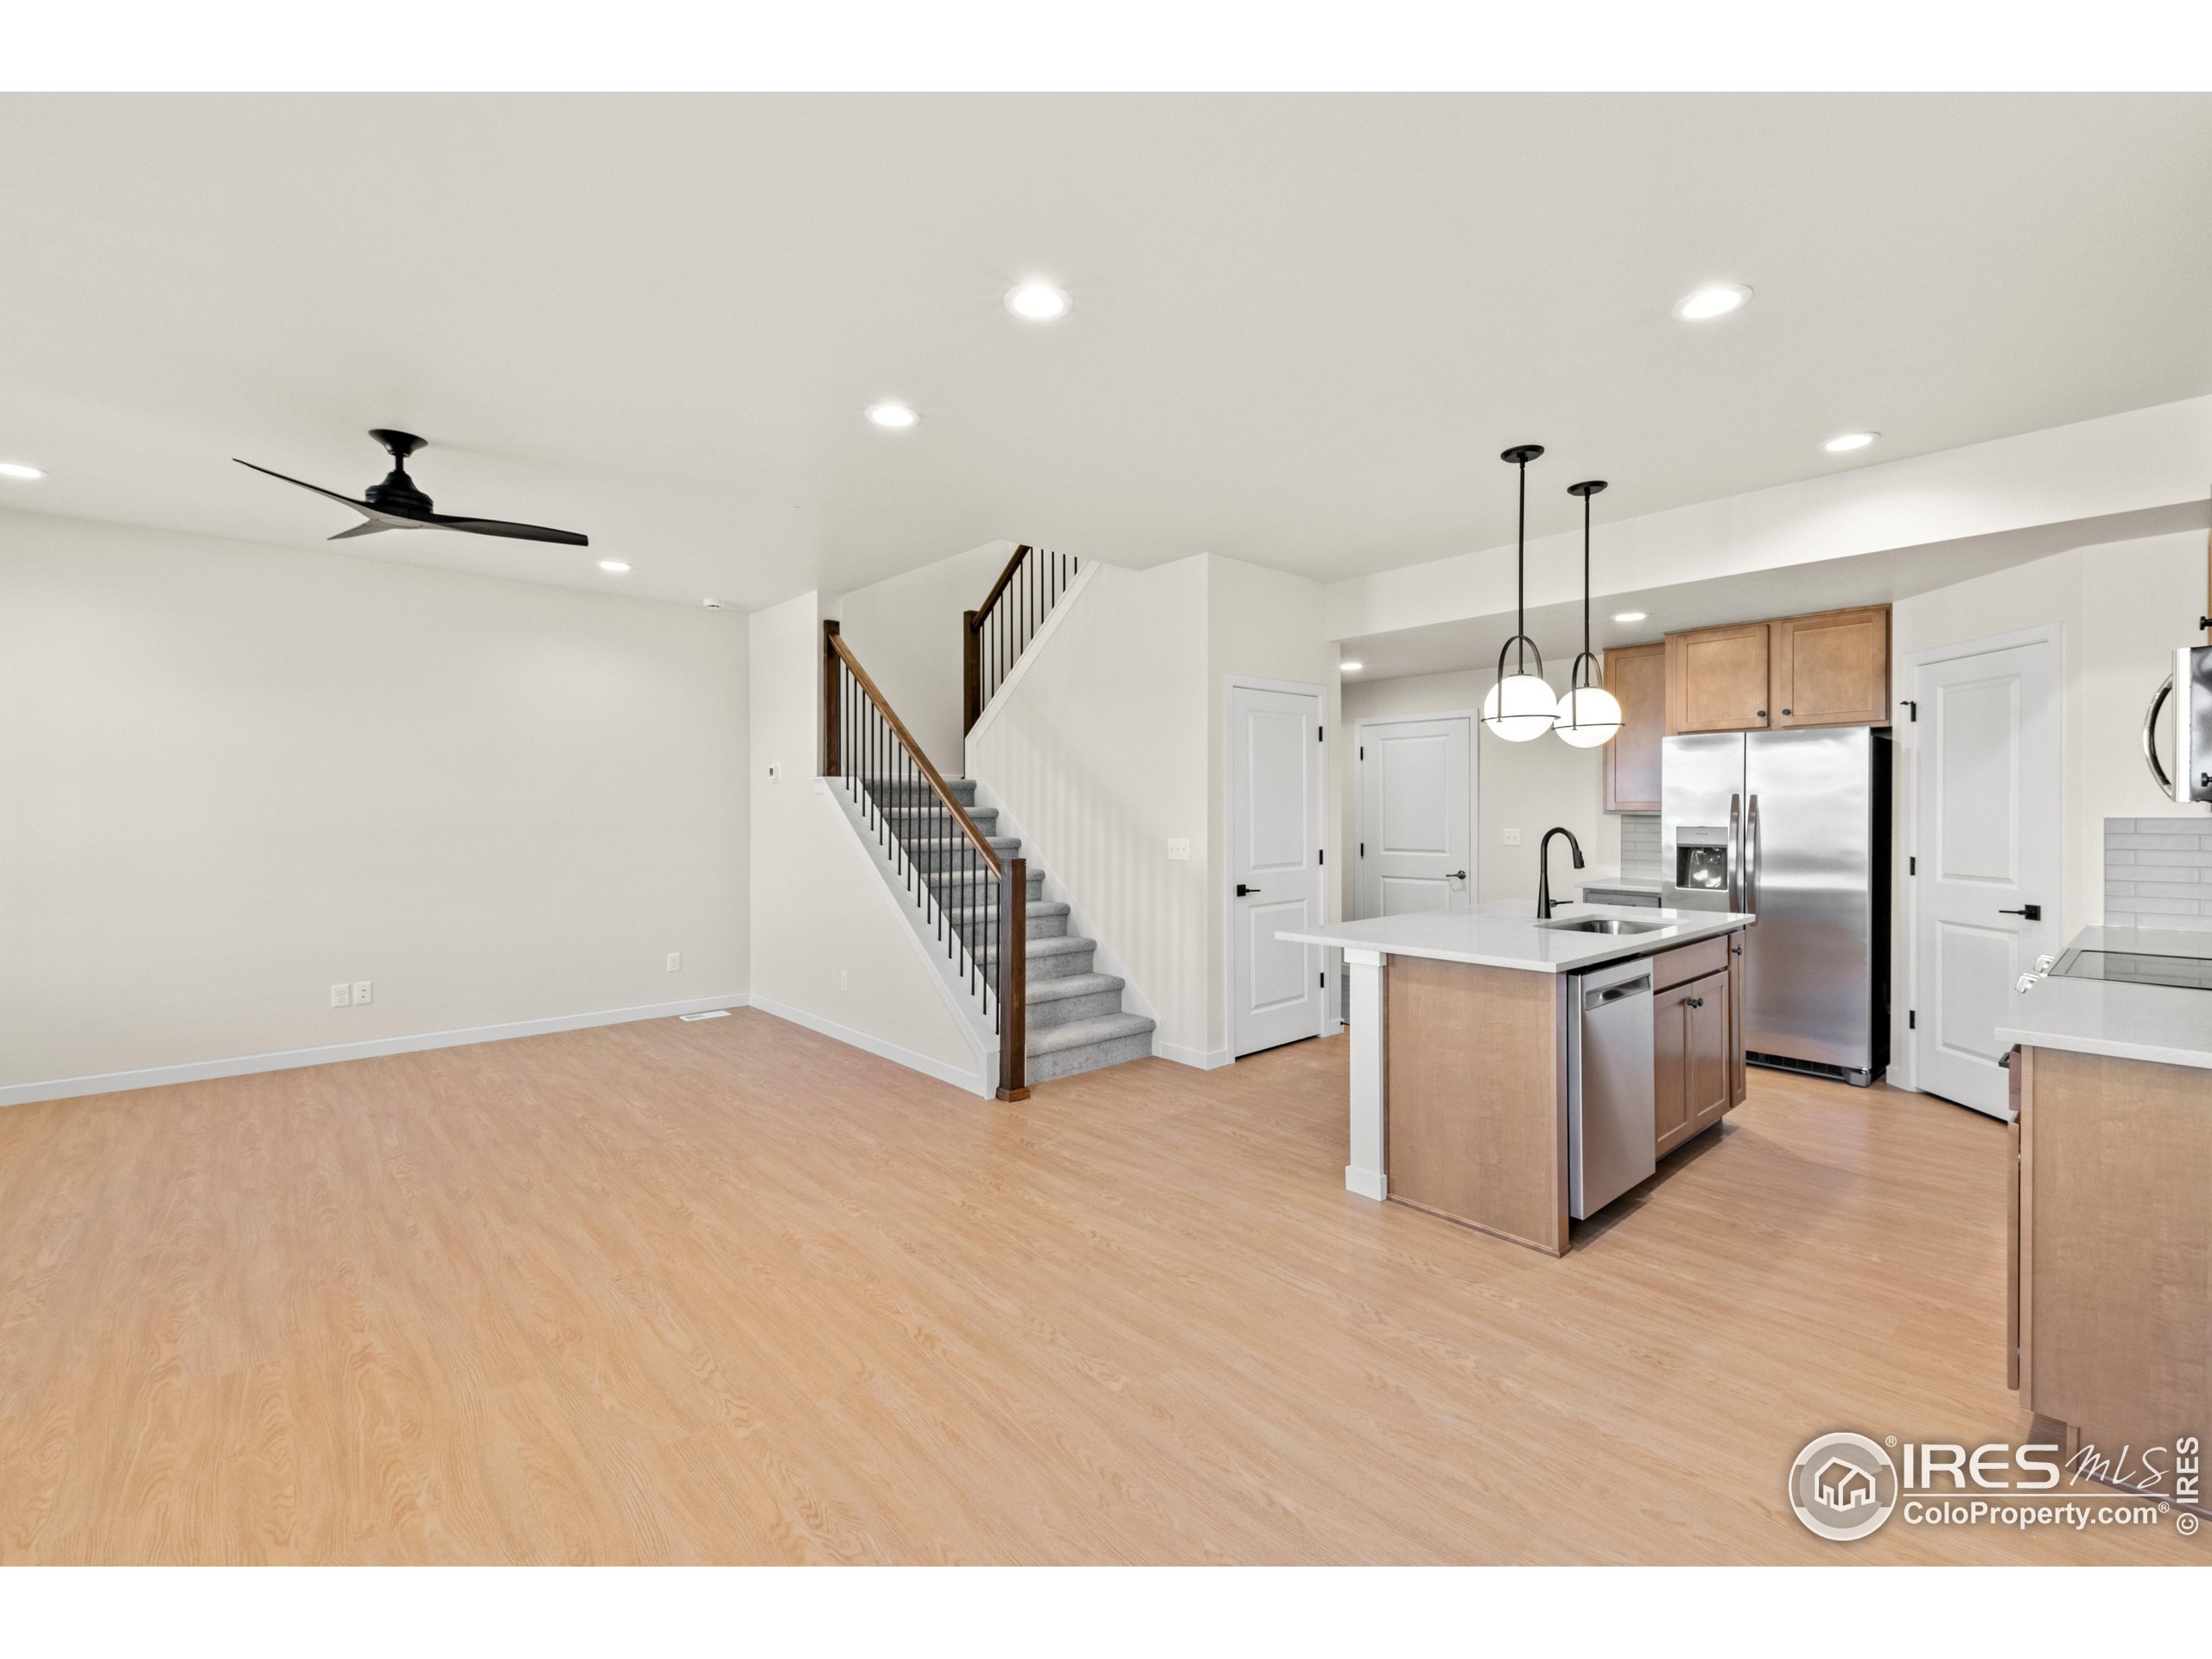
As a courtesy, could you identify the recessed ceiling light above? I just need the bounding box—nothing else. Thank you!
[1006,282,1071,321]
[0,461,45,480]
[1340,661,1364,672]
[1611,612,1648,624]
[597,559,631,574]
[1823,431,1878,454]
[1674,283,1752,321]
[867,402,919,429]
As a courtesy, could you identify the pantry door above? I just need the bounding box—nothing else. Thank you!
[1356,715,1475,918]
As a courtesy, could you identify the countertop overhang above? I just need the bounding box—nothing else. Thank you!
[1999,925,2212,1072]
[1277,901,1753,975]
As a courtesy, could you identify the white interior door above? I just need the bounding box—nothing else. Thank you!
[1357,715,1473,918]
[1230,682,1325,1058]
[1913,632,2062,1117]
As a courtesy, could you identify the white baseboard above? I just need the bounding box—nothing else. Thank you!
[0,993,754,1109]
[1155,1041,1234,1071]
[747,994,993,1097]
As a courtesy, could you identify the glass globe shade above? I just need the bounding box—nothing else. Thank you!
[1483,672,1557,742]
[1553,685,1624,747]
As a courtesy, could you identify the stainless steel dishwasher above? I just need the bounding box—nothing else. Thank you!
[1568,956,1656,1219]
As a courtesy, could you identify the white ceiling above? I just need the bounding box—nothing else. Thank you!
[4,92,2211,609]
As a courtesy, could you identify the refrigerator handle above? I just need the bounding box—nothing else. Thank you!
[1727,793,1743,910]
[1745,792,1761,917]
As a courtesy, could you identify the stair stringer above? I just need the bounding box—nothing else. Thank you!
[961,779,1161,1056]
[819,778,998,1097]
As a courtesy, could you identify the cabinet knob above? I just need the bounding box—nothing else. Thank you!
[1782,709,1792,716]
[1757,709,1766,719]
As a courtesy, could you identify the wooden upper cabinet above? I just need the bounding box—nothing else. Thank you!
[1772,606,1891,728]
[1664,623,1771,734]
[1601,642,1665,811]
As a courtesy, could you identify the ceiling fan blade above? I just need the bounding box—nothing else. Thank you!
[425,512,589,548]
[233,458,374,512]
[327,520,393,541]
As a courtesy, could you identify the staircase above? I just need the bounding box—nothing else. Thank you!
[879,779,1156,1084]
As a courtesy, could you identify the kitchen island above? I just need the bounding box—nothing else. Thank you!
[1998,928,2212,1470]
[1281,902,1753,1255]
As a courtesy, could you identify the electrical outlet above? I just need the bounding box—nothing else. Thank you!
[1502,827,1522,846]
[838,967,849,992]
[352,981,373,1006]
[1166,838,1191,861]
[330,982,350,1008]
[666,952,682,972]
[766,761,781,784]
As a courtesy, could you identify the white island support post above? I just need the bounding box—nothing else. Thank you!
[1344,946,1388,1199]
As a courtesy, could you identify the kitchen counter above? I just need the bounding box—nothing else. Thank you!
[1997,925,2212,1072]
[1281,900,1753,1249]
[1279,900,1751,975]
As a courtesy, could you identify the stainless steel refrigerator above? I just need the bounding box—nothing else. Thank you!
[1662,728,1891,1086]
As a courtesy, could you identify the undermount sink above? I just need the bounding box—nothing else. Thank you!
[1537,916,1668,935]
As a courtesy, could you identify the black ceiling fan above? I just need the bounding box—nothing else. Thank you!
[234,429,588,547]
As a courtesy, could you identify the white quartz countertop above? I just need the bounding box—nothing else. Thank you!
[1278,900,1751,975]
[1579,874,1664,893]
[1998,926,2212,1071]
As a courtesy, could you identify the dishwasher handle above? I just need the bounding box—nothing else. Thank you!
[1585,974,1651,1010]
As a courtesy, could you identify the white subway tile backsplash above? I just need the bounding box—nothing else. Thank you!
[2105,816,2212,931]
[1619,812,1662,879]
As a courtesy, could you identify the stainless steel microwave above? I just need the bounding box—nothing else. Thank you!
[2146,645,2212,806]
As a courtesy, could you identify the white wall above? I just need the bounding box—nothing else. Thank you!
[833,539,1013,775]
[746,591,983,1085]
[0,510,749,1103]
[1337,666,1623,916]
[967,557,1213,1061]
[1889,525,2206,1087]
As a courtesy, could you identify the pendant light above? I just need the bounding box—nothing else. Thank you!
[1554,478,1623,748]
[1482,443,1555,742]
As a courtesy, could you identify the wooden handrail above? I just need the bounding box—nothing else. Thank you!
[824,621,1003,880]
[971,543,1033,627]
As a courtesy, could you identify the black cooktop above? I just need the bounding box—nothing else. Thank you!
[2056,950,2212,991]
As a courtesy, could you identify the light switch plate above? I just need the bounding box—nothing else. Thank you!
[667,952,682,972]
[1166,838,1191,861]
[1502,827,1522,845]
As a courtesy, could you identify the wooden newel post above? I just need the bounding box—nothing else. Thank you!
[962,610,982,735]
[822,619,841,777]
[996,855,1028,1101]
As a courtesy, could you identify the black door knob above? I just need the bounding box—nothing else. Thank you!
[1236,883,1262,897]
[1446,869,1467,880]
[1998,904,2043,920]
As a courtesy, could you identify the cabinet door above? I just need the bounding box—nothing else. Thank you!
[1602,642,1666,810]
[1665,624,1771,734]
[1684,969,1732,1134]
[1728,931,1747,1107]
[1773,606,1891,728]
[1653,985,1692,1156]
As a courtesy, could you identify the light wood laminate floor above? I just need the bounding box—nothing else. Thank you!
[0,1013,2198,1564]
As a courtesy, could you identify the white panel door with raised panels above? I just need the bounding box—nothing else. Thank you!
[1357,715,1472,918]
[1914,634,2062,1117]
[1230,683,1325,1058]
